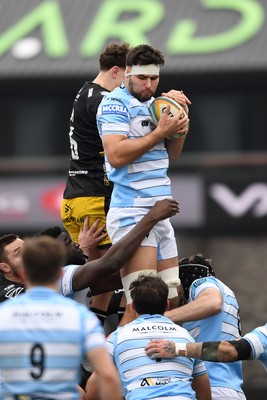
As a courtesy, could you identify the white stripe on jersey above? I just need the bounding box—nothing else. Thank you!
[0,304,80,330]
[102,122,129,136]
[124,361,193,380]
[0,343,80,357]
[221,321,240,337]
[2,368,77,382]
[128,158,168,174]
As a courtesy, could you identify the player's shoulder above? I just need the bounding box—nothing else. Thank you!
[190,276,221,298]
[77,81,107,100]
[101,86,128,104]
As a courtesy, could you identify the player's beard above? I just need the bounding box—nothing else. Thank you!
[128,77,155,102]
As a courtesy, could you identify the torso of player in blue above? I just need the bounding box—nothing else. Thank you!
[97,85,173,208]
[107,314,207,399]
[183,276,244,393]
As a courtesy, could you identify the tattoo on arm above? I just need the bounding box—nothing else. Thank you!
[164,341,176,356]
[202,342,220,362]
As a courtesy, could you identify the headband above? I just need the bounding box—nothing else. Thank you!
[125,64,160,76]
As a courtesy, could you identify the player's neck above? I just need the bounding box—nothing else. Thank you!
[27,282,59,291]
[93,71,114,92]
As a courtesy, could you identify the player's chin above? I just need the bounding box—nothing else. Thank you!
[140,92,153,102]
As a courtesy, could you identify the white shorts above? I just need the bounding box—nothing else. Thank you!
[107,207,178,260]
[211,386,247,400]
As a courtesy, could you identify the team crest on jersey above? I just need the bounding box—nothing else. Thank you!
[192,277,207,288]
[101,104,128,116]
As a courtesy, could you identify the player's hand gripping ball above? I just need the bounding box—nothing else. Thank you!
[149,96,189,140]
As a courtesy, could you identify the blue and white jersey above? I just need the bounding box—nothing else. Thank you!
[97,85,173,208]
[0,287,105,399]
[59,264,92,309]
[243,324,267,371]
[183,276,244,393]
[107,314,207,400]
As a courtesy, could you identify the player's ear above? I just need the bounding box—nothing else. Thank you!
[111,66,120,78]
[0,262,10,273]
[165,299,170,311]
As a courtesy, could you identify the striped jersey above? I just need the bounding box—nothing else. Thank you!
[107,314,207,400]
[0,287,106,399]
[243,324,267,371]
[97,85,173,208]
[59,264,92,308]
[183,276,244,393]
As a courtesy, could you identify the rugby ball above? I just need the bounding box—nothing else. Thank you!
[149,96,187,140]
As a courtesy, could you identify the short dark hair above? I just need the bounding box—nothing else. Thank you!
[130,275,168,315]
[0,234,18,262]
[99,42,130,70]
[22,236,67,285]
[126,44,165,67]
[35,226,62,238]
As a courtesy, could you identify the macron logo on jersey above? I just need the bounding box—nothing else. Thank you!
[101,104,128,116]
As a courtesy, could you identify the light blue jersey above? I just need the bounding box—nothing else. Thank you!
[243,324,267,371]
[183,276,244,395]
[107,314,207,400]
[0,287,106,399]
[97,85,172,208]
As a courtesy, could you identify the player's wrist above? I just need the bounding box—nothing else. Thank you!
[175,342,187,356]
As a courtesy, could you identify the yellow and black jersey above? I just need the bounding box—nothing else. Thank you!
[63,82,113,198]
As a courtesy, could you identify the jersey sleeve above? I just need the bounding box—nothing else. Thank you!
[81,306,107,353]
[59,265,81,296]
[97,96,130,138]
[189,277,222,300]
[243,325,267,360]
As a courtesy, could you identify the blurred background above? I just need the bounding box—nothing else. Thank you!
[0,1,266,397]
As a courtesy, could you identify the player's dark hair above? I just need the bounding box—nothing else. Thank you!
[130,275,168,315]
[0,234,18,262]
[179,254,216,300]
[35,226,62,238]
[126,44,165,67]
[99,42,130,70]
[22,236,67,285]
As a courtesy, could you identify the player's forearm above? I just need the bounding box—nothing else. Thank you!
[146,337,250,363]
[165,291,222,324]
[105,131,166,169]
[176,341,240,362]
[165,136,186,160]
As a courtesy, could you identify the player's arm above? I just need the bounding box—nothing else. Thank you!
[145,339,252,362]
[86,347,121,400]
[165,287,223,324]
[90,271,122,296]
[192,373,212,400]
[72,199,179,291]
[102,106,188,169]
[164,135,187,160]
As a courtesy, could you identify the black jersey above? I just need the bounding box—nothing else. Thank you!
[0,273,25,302]
[63,82,113,198]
